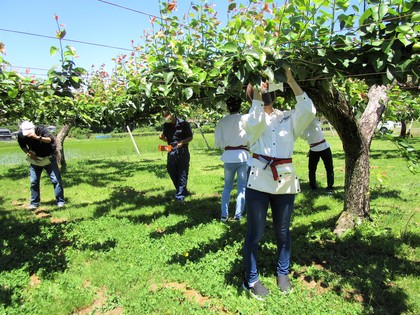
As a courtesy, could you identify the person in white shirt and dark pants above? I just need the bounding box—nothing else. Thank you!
[241,68,316,300]
[215,96,250,222]
[301,118,334,194]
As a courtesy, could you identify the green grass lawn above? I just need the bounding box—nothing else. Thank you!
[0,132,419,314]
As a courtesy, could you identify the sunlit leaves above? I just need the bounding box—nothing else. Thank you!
[50,46,58,56]
[221,42,237,53]
[163,71,174,84]
[183,87,193,100]
[63,46,77,57]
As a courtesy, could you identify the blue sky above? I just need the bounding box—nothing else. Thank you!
[0,0,239,77]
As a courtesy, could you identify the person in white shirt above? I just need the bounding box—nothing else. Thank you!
[301,118,334,194]
[241,68,316,300]
[215,96,250,222]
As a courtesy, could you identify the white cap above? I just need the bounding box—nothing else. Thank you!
[20,121,35,136]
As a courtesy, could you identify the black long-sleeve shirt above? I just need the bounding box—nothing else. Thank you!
[17,126,56,157]
[162,118,193,147]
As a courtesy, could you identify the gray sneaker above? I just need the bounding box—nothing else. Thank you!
[277,275,293,293]
[243,279,269,300]
[28,204,38,210]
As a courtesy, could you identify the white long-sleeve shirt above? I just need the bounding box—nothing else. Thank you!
[214,113,250,163]
[301,118,330,152]
[241,92,316,194]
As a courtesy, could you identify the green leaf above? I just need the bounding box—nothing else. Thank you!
[66,46,77,56]
[163,71,174,84]
[7,88,19,98]
[208,68,220,78]
[147,56,157,64]
[183,87,193,100]
[386,67,394,81]
[222,42,237,53]
[396,24,412,33]
[197,71,207,83]
[321,79,329,92]
[359,8,372,26]
[50,46,58,56]
[243,49,259,59]
[263,67,274,82]
[56,29,66,39]
[397,33,413,46]
[259,51,266,66]
[245,56,256,71]
[256,26,265,41]
[244,33,256,46]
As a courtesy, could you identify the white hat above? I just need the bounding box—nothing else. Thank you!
[20,121,35,136]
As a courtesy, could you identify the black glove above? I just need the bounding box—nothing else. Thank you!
[262,91,275,105]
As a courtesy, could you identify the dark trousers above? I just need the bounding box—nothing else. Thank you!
[167,147,190,201]
[243,188,295,284]
[308,147,334,190]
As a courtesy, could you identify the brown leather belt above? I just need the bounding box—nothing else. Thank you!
[310,139,326,147]
[252,153,292,180]
[225,145,249,151]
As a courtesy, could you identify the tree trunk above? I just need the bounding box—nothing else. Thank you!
[399,120,407,138]
[55,124,72,171]
[306,84,388,235]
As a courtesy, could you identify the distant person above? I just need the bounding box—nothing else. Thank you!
[301,118,334,194]
[159,112,193,202]
[214,96,250,222]
[17,121,65,209]
[241,68,316,300]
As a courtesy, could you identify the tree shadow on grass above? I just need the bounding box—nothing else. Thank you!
[92,186,172,219]
[148,196,221,238]
[0,204,69,307]
[0,165,28,181]
[370,187,406,201]
[291,219,419,314]
[63,159,168,189]
[158,185,418,314]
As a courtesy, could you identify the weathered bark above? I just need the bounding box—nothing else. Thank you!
[306,84,388,235]
[55,124,72,171]
[399,120,407,138]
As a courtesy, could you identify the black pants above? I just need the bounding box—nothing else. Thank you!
[308,147,334,190]
[167,147,190,201]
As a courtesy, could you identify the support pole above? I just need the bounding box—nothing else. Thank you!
[126,126,141,156]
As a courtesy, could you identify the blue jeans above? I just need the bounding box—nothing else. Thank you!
[221,162,248,219]
[243,188,295,284]
[167,147,190,201]
[29,155,65,206]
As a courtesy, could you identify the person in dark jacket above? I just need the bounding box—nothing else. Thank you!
[159,112,193,202]
[17,121,65,209]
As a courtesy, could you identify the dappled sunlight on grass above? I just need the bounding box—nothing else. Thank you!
[0,135,418,314]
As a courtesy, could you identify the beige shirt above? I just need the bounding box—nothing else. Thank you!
[242,92,316,194]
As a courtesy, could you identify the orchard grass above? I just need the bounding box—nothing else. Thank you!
[0,131,419,314]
